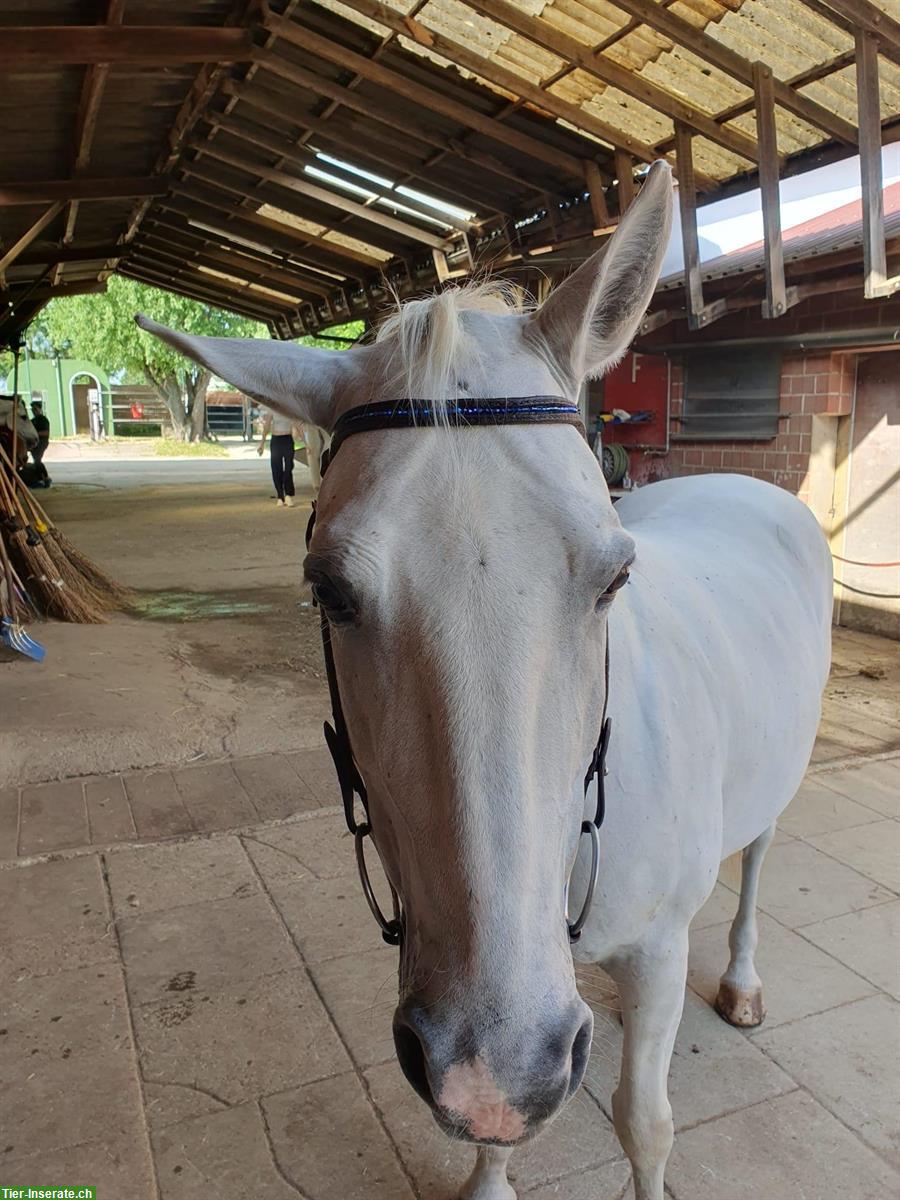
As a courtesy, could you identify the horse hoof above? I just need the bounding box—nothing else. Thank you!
[715,980,766,1027]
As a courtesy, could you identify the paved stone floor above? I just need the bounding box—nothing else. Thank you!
[1,751,898,1200]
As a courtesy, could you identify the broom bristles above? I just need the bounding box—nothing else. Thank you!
[50,530,133,609]
[7,529,105,624]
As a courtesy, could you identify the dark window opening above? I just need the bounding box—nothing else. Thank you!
[677,348,782,441]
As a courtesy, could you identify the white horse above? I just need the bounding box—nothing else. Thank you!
[136,162,832,1200]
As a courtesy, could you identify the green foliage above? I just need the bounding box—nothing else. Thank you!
[38,276,266,383]
[296,320,365,350]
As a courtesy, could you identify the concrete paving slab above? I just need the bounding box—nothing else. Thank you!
[666,1089,900,1200]
[754,994,900,1167]
[0,855,118,979]
[268,874,388,965]
[754,838,894,928]
[778,776,884,837]
[819,757,900,818]
[0,786,18,860]
[522,1158,631,1199]
[151,1102,304,1200]
[688,913,875,1027]
[262,1071,417,1199]
[366,1058,620,1200]
[801,899,900,1000]
[134,969,348,1106]
[285,746,343,807]
[231,752,319,820]
[809,818,900,891]
[118,893,296,1004]
[172,761,258,832]
[18,778,88,855]
[0,1133,155,1200]
[106,836,259,919]
[0,964,144,1158]
[689,881,737,930]
[84,774,136,843]
[243,812,356,883]
[309,944,399,1069]
[125,770,195,839]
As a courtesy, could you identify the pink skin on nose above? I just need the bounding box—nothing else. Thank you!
[437,1056,527,1142]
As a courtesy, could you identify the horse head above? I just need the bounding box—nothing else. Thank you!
[137,162,673,1145]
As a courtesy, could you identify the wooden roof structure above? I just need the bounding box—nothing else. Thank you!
[2,0,899,347]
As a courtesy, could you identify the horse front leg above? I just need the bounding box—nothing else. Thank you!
[460,1146,515,1200]
[607,931,689,1200]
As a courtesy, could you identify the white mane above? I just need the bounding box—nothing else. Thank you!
[375,281,532,405]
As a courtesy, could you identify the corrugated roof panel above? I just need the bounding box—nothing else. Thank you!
[689,134,750,179]
[257,204,394,263]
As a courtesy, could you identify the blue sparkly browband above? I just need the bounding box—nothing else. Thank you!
[327,397,584,461]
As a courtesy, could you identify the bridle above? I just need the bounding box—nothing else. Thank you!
[305,397,611,947]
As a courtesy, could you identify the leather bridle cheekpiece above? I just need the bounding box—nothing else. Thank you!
[305,398,611,947]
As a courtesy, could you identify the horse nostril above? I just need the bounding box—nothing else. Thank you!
[393,1016,434,1107]
[568,1014,593,1098]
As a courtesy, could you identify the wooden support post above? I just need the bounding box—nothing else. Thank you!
[754,61,787,318]
[584,160,610,229]
[615,151,636,214]
[432,249,451,283]
[856,32,894,297]
[675,124,726,330]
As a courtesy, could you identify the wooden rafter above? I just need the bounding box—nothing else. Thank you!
[801,1,900,69]
[253,51,561,199]
[186,141,451,249]
[0,27,254,67]
[461,0,760,164]
[122,266,281,323]
[11,242,121,267]
[615,151,636,214]
[675,124,726,330]
[609,0,856,146]
[0,177,171,205]
[0,204,65,275]
[218,80,510,217]
[162,189,381,273]
[128,243,313,307]
[120,260,288,320]
[260,11,592,181]
[337,0,656,167]
[204,112,477,231]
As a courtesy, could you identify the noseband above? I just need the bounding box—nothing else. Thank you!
[305,397,611,946]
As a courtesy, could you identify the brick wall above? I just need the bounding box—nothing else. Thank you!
[632,351,855,501]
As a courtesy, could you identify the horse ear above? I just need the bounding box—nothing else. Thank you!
[528,160,673,383]
[134,315,352,430]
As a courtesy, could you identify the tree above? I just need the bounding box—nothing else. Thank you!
[38,276,266,440]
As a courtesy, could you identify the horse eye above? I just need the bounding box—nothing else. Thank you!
[310,578,356,623]
[598,566,630,605]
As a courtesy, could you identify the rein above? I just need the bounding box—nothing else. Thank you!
[305,397,611,946]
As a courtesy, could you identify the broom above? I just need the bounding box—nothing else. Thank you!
[0,441,132,612]
[0,524,45,660]
[0,462,102,623]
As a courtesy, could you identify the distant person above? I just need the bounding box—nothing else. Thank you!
[30,401,51,487]
[257,407,299,507]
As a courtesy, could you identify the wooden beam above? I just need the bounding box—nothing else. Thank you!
[121,266,279,323]
[136,231,333,299]
[583,161,610,228]
[0,177,170,205]
[260,11,591,180]
[120,261,287,319]
[615,151,636,213]
[204,111,477,230]
[219,79,510,217]
[609,0,856,146]
[252,52,559,200]
[754,62,786,318]
[336,0,655,167]
[129,244,311,307]
[189,141,451,249]
[162,190,381,275]
[813,0,900,58]
[461,0,760,163]
[675,123,727,329]
[0,27,253,67]
[11,241,120,267]
[2,279,107,302]
[0,204,65,275]
[856,32,891,298]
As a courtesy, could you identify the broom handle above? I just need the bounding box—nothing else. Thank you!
[0,455,33,529]
[0,441,50,526]
[0,526,18,622]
